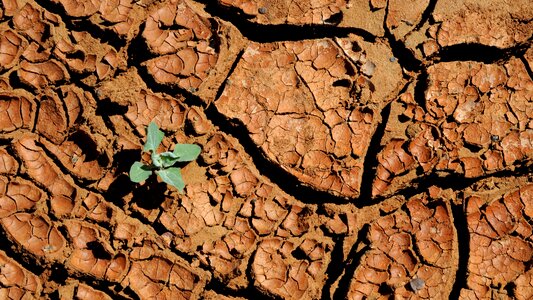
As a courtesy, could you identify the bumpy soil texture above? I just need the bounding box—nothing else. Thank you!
[0,0,532,299]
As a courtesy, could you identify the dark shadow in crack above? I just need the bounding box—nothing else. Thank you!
[196,0,376,43]
[131,175,167,210]
[320,235,346,300]
[371,162,533,205]
[111,149,140,175]
[431,42,531,64]
[356,100,392,208]
[520,56,533,81]
[413,0,439,31]
[332,224,371,299]
[449,201,470,299]
[413,69,429,110]
[126,22,155,66]
[86,241,113,260]
[95,99,129,117]
[104,174,135,207]
[37,0,126,50]
[383,3,423,72]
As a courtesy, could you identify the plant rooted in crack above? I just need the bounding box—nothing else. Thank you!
[129,122,201,192]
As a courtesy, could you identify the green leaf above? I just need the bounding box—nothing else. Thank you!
[144,122,164,152]
[173,144,201,162]
[129,162,152,183]
[151,152,163,168]
[157,167,185,192]
[159,151,180,168]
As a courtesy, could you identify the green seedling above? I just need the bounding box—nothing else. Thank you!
[129,122,201,192]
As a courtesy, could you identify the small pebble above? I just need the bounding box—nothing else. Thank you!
[258,7,267,14]
[362,61,376,77]
[42,245,56,253]
[409,278,425,292]
[389,57,397,62]
[491,135,499,142]
[95,89,103,98]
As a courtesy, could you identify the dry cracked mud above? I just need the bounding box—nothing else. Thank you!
[0,0,531,299]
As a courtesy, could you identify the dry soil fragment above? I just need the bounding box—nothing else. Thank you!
[524,47,533,73]
[514,270,533,300]
[76,193,113,223]
[53,39,93,75]
[125,91,187,133]
[159,182,225,238]
[35,91,70,144]
[186,106,212,136]
[0,29,25,71]
[374,59,533,197]
[348,194,456,299]
[252,238,327,299]
[198,215,257,278]
[0,250,42,299]
[21,41,52,63]
[433,1,532,49]
[0,177,43,218]
[14,136,77,216]
[58,282,113,300]
[462,184,533,299]
[40,131,106,181]
[0,93,35,133]
[1,213,65,257]
[142,0,218,91]
[12,3,50,45]
[59,85,86,128]
[98,0,135,35]
[122,257,202,299]
[0,148,18,175]
[197,185,287,279]
[217,39,402,198]
[65,220,128,281]
[202,290,247,300]
[1,0,21,17]
[52,31,126,83]
[18,60,69,90]
[51,0,98,17]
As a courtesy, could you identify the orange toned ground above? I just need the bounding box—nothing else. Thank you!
[0,0,531,299]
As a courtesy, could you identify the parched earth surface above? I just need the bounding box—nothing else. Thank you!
[0,0,532,299]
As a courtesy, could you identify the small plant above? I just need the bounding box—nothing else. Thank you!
[129,122,201,192]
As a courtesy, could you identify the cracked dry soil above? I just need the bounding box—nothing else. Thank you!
[0,0,531,299]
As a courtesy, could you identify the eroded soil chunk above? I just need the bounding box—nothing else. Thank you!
[374,59,533,197]
[348,192,456,299]
[462,183,533,299]
[217,38,402,198]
